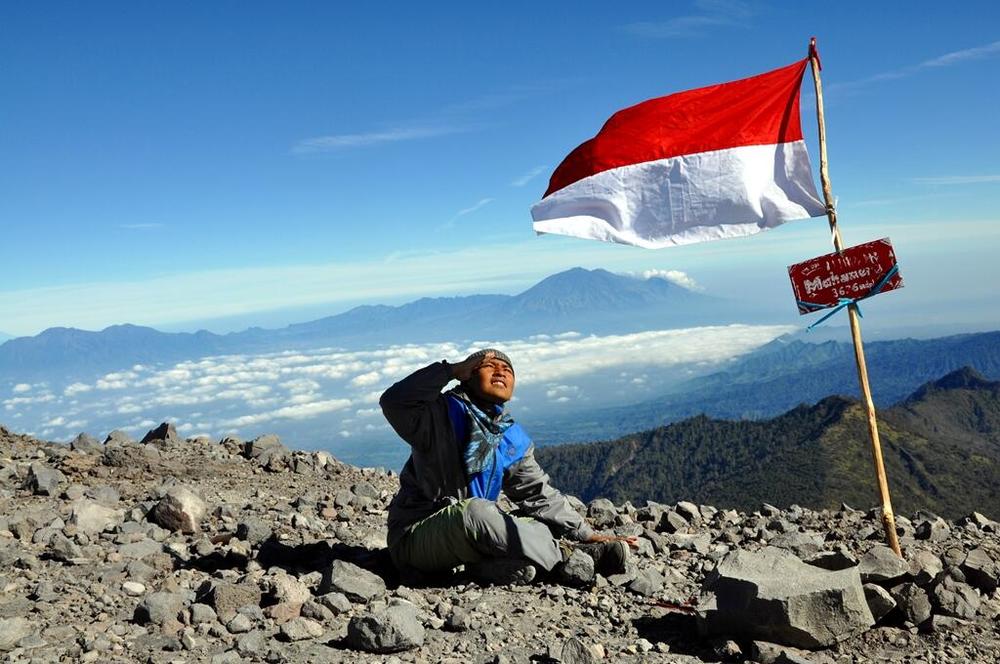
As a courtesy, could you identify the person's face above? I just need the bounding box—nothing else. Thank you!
[468,358,515,405]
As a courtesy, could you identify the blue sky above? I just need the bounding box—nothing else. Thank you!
[2,1,999,337]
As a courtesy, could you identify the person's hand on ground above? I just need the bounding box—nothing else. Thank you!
[450,351,494,382]
[585,532,640,549]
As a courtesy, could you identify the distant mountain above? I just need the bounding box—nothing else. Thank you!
[0,324,229,381]
[529,330,1000,444]
[0,268,741,378]
[536,367,1000,519]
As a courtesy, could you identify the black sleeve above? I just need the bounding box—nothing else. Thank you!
[379,361,454,452]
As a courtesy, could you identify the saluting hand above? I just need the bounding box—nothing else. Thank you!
[450,350,494,382]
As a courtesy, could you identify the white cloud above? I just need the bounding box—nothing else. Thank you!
[119,223,163,230]
[64,382,93,396]
[511,166,547,188]
[829,40,1000,95]
[293,126,468,154]
[44,416,65,427]
[13,384,32,393]
[641,269,703,291]
[350,371,383,388]
[621,0,752,38]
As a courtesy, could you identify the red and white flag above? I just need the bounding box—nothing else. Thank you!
[531,58,825,248]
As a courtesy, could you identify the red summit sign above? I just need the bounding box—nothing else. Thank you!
[788,238,903,315]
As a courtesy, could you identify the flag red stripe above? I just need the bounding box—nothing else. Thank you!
[544,58,810,198]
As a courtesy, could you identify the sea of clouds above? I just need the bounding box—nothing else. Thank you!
[3,323,794,465]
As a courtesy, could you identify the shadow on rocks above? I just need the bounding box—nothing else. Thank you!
[633,613,723,662]
[255,537,397,584]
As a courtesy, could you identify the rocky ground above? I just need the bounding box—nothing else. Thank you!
[1,423,998,663]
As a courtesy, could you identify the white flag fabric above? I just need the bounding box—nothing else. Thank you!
[531,58,825,249]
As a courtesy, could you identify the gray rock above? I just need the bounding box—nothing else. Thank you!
[236,517,272,546]
[697,547,874,649]
[150,485,207,533]
[243,434,290,471]
[25,462,65,496]
[930,576,981,619]
[914,517,950,542]
[322,559,386,602]
[135,591,185,625]
[445,606,472,632]
[805,550,858,571]
[858,546,909,583]
[235,630,267,657]
[675,501,702,525]
[863,583,897,622]
[657,510,689,534]
[140,422,182,446]
[301,600,334,622]
[770,531,824,559]
[889,583,932,625]
[189,603,218,625]
[279,617,324,641]
[103,430,134,446]
[559,636,598,664]
[628,567,665,597]
[587,499,617,529]
[927,615,969,633]
[70,432,103,454]
[960,547,998,593]
[226,613,253,634]
[69,499,122,535]
[317,592,351,615]
[102,442,160,468]
[0,617,33,652]
[266,572,311,605]
[208,582,263,623]
[556,549,595,587]
[347,603,425,653]
[908,550,944,586]
[48,532,84,562]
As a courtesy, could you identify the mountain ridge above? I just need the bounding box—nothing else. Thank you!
[536,366,1000,519]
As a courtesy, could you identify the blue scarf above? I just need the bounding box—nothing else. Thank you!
[448,389,514,484]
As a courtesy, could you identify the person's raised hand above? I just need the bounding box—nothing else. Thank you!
[450,351,494,382]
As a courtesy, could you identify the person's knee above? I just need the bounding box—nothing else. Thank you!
[460,498,506,539]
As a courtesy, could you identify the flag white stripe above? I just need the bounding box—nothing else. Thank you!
[531,141,825,249]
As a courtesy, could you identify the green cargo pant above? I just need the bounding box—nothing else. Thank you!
[390,497,562,573]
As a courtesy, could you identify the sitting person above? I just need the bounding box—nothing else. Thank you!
[379,348,632,584]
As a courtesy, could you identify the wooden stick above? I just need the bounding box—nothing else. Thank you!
[808,38,902,557]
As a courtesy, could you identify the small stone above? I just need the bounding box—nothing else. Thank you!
[189,603,218,625]
[70,499,122,535]
[628,567,665,597]
[587,499,618,529]
[445,607,472,632]
[960,547,999,593]
[317,592,351,615]
[890,582,932,625]
[557,550,595,587]
[135,592,185,626]
[227,613,254,634]
[322,559,386,602]
[914,517,950,542]
[207,582,262,623]
[560,636,598,664]
[908,550,944,586]
[150,485,207,533]
[122,581,146,596]
[279,617,324,641]
[236,518,272,546]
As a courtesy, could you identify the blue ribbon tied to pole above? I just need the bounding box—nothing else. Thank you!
[797,264,899,331]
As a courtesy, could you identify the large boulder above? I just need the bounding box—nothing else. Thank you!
[70,433,103,454]
[25,462,65,496]
[140,422,183,446]
[346,603,424,653]
[150,485,207,533]
[697,547,874,649]
[243,434,291,471]
[69,499,123,535]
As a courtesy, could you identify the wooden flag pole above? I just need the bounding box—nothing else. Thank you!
[807,37,902,557]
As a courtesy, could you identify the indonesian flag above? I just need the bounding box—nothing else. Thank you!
[531,58,825,248]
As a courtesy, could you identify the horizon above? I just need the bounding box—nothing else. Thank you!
[2,3,999,338]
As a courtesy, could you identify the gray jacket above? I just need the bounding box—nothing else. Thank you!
[380,361,595,548]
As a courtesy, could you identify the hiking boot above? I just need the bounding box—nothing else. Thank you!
[467,558,537,586]
[577,539,630,576]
